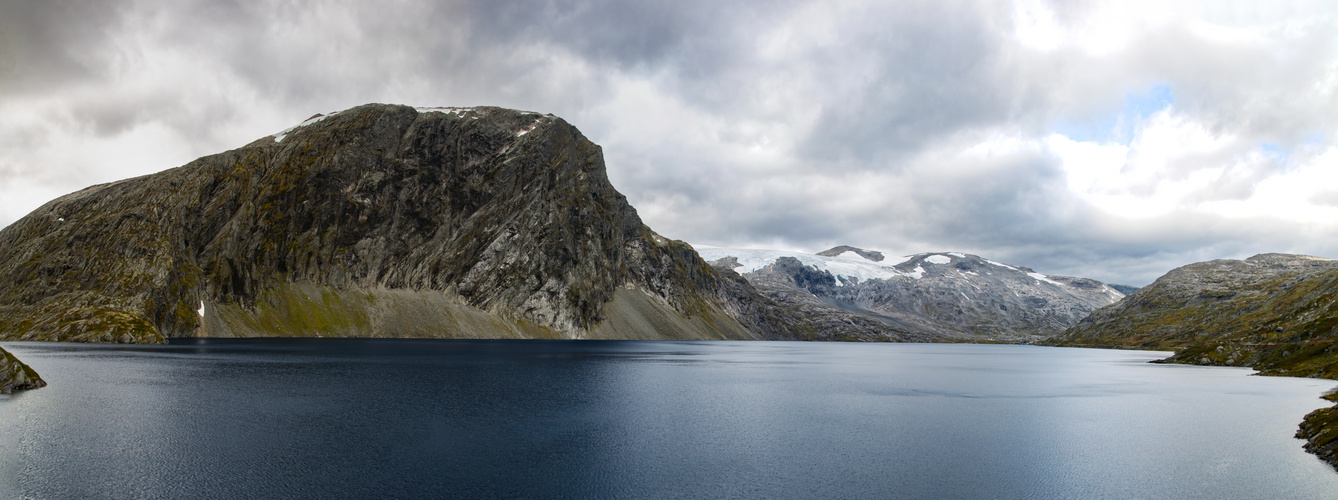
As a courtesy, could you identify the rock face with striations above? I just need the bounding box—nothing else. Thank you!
[0,104,801,343]
[699,246,1124,342]
[0,347,45,394]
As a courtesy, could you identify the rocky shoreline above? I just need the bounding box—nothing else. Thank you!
[1296,391,1338,469]
[1182,354,1338,471]
[1141,350,1338,470]
[0,346,45,394]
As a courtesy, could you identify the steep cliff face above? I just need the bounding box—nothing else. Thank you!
[0,104,789,342]
[700,247,1124,342]
[0,347,45,394]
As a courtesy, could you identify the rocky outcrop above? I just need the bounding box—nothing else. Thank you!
[1046,253,1338,469]
[699,248,1124,342]
[1297,393,1338,470]
[815,245,884,262]
[0,104,797,343]
[0,347,45,393]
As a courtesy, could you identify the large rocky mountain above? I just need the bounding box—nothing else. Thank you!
[1046,253,1338,468]
[0,347,44,394]
[697,246,1125,342]
[0,104,826,344]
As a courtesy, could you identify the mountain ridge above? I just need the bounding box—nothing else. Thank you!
[698,246,1124,341]
[0,104,808,344]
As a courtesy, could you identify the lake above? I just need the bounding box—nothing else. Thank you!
[2,340,1336,499]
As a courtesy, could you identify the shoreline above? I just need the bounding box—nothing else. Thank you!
[1044,340,1338,470]
[1134,343,1338,471]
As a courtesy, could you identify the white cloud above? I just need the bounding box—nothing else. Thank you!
[1200,146,1338,224]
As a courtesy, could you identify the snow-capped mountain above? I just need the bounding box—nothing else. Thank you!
[695,245,1125,342]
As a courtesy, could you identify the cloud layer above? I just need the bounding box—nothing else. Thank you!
[2,0,1336,285]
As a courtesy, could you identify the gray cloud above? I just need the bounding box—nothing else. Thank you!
[1,0,1337,286]
[0,0,123,94]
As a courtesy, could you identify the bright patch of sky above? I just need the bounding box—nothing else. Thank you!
[1053,84,1174,145]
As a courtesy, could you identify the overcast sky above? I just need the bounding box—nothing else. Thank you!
[2,1,1336,285]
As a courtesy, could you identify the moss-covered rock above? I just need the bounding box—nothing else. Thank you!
[0,347,45,394]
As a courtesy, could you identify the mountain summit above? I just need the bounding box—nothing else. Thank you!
[815,245,884,262]
[0,104,802,343]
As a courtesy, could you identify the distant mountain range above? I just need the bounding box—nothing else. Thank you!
[697,245,1125,342]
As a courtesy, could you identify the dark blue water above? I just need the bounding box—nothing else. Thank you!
[2,340,1337,499]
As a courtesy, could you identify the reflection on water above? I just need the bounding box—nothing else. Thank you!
[2,340,1336,499]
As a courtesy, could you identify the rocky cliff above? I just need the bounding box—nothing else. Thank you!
[0,104,802,343]
[0,347,45,394]
[1046,253,1338,468]
[699,246,1124,342]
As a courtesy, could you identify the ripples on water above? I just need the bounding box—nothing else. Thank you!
[2,340,1337,499]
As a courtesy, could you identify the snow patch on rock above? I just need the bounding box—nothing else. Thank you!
[1028,272,1063,286]
[985,259,1021,272]
[695,246,919,284]
[835,250,865,261]
[416,106,475,116]
[273,111,342,142]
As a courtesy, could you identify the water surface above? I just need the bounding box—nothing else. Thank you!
[2,340,1336,499]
